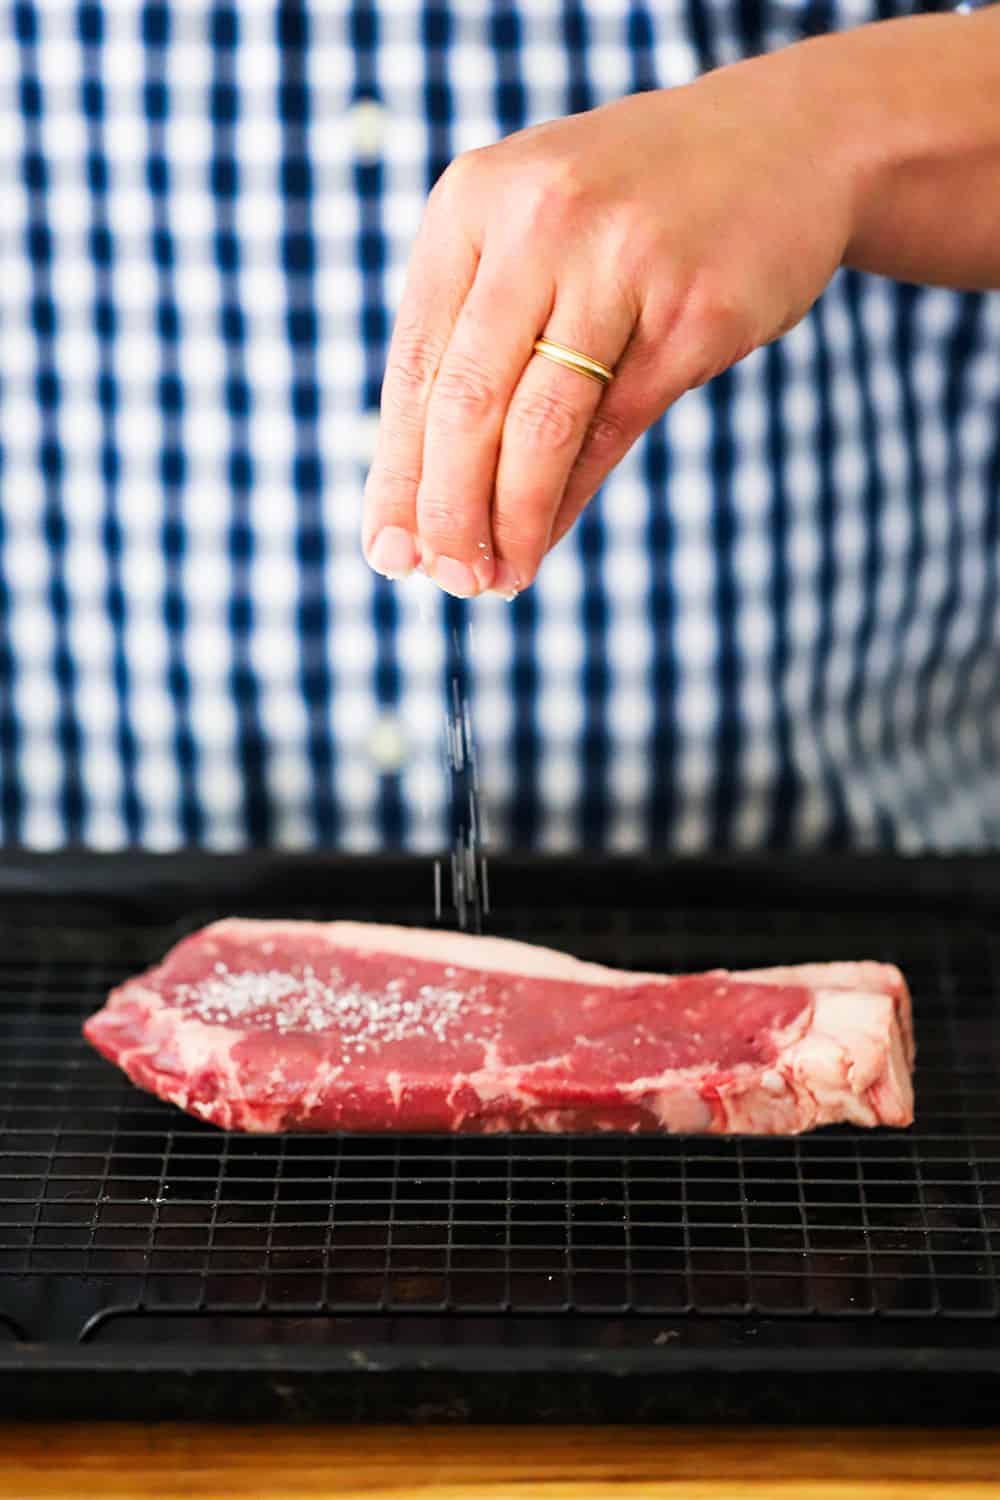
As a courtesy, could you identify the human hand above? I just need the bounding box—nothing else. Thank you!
[362,46,859,597]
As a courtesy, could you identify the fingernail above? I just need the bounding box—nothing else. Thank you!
[473,556,495,592]
[491,560,522,601]
[368,526,418,579]
[432,556,479,598]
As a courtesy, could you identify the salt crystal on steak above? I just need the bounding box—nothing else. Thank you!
[83,920,914,1134]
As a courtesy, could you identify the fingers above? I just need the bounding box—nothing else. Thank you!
[490,294,634,592]
[414,253,553,597]
[548,331,676,552]
[547,271,761,554]
[365,142,685,597]
[361,182,479,580]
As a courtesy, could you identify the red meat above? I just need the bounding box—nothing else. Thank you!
[83,920,914,1134]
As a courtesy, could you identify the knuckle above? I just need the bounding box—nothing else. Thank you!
[676,273,752,385]
[417,491,464,539]
[616,209,667,278]
[515,183,575,246]
[367,456,420,495]
[508,386,581,452]
[431,148,486,211]
[604,213,649,284]
[430,353,500,423]
[519,155,586,232]
[386,324,445,406]
[579,409,629,467]
[684,272,742,337]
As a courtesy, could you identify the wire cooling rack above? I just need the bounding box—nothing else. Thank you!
[0,854,998,1420]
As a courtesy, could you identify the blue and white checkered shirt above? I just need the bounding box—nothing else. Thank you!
[1,1,997,852]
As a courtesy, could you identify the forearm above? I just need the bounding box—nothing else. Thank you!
[721,10,1000,290]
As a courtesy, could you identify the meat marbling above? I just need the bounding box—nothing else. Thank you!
[83,920,914,1134]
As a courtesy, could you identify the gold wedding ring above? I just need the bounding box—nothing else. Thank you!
[532,337,614,388]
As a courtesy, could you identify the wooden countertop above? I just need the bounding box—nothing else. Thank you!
[3,1425,1000,1498]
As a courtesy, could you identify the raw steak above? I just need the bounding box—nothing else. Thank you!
[83,920,914,1135]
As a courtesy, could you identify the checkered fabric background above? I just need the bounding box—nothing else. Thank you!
[0,0,997,853]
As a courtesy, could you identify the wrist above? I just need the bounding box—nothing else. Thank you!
[684,33,878,269]
[776,25,919,271]
[780,13,1000,282]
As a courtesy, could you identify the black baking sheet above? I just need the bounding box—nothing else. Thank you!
[1,852,999,1423]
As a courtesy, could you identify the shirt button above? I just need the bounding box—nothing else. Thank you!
[368,714,406,772]
[350,97,386,162]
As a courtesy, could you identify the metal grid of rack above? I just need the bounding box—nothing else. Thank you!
[1,870,998,1346]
